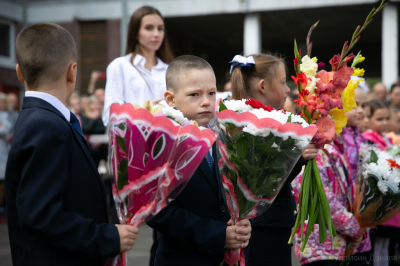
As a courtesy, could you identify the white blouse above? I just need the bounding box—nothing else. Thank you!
[102,53,168,126]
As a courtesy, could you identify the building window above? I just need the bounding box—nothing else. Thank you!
[0,19,15,69]
[0,23,10,57]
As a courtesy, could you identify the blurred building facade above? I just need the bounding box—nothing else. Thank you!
[0,0,399,97]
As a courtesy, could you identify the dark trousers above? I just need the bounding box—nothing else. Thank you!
[245,227,292,266]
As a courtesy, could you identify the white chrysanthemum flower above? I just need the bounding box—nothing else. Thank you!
[377,180,389,194]
[223,99,252,113]
[162,106,189,125]
[300,55,319,77]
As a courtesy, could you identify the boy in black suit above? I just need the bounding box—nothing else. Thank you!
[5,23,138,266]
[147,55,252,266]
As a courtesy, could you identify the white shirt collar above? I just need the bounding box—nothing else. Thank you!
[131,54,168,72]
[25,91,71,122]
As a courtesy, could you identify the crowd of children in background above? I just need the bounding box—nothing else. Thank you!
[285,80,400,266]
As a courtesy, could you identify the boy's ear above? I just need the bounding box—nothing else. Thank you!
[16,64,25,85]
[67,62,77,84]
[164,90,176,108]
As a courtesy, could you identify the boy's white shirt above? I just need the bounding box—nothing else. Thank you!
[25,91,71,122]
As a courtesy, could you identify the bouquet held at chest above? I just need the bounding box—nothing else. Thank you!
[216,98,318,266]
[289,0,387,251]
[105,101,217,266]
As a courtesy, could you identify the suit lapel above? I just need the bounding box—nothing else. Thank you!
[212,142,224,202]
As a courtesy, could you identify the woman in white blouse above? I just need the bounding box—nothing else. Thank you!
[103,6,174,126]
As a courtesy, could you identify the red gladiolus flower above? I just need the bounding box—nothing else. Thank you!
[315,70,337,94]
[294,58,299,65]
[317,62,325,69]
[343,53,355,64]
[292,73,311,91]
[329,54,341,71]
[332,66,354,87]
[312,116,336,148]
[245,98,264,109]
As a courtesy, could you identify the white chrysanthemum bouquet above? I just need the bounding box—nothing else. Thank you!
[216,98,317,266]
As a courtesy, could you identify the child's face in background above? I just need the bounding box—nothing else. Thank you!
[359,106,370,133]
[391,86,400,107]
[345,88,366,127]
[172,68,216,126]
[389,110,400,133]
[369,108,390,134]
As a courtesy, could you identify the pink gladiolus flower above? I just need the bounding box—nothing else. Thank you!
[312,116,336,148]
[333,66,354,87]
[315,70,337,94]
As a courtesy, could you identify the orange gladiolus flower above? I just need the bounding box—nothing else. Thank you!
[294,89,317,113]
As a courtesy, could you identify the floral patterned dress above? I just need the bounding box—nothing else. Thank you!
[292,136,371,264]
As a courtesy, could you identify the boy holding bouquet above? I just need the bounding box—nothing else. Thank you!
[6,23,138,266]
[147,55,252,266]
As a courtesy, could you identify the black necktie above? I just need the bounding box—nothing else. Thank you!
[70,112,90,151]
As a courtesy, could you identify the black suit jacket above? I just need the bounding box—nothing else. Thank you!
[147,144,231,266]
[5,97,120,266]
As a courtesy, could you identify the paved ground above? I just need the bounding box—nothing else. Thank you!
[0,223,300,266]
[0,223,153,266]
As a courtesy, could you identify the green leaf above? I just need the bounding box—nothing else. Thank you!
[370,150,378,164]
[287,115,292,123]
[219,100,228,112]
[236,136,249,160]
[280,137,295,150]
[117,123,126,131]
[117,158,129,190]
[116,135,126,153]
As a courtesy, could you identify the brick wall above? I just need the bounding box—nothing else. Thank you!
[0,67,19,88]
[106,20,120,64]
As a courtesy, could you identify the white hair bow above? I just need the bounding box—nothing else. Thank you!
[229,55,255,74]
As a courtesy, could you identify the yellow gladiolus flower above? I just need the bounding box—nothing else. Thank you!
[311,57,318,63]
[341,79,360,113]
[134,100,164,115]
[359,55,365,63]
[352,68,365,77]
[329,108,348,135]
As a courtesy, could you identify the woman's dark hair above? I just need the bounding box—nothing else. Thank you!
[365,99,389,117]
[125,6,174,64]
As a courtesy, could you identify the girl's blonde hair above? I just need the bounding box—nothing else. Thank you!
[231,54,286,100]
[0,92,11,112]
